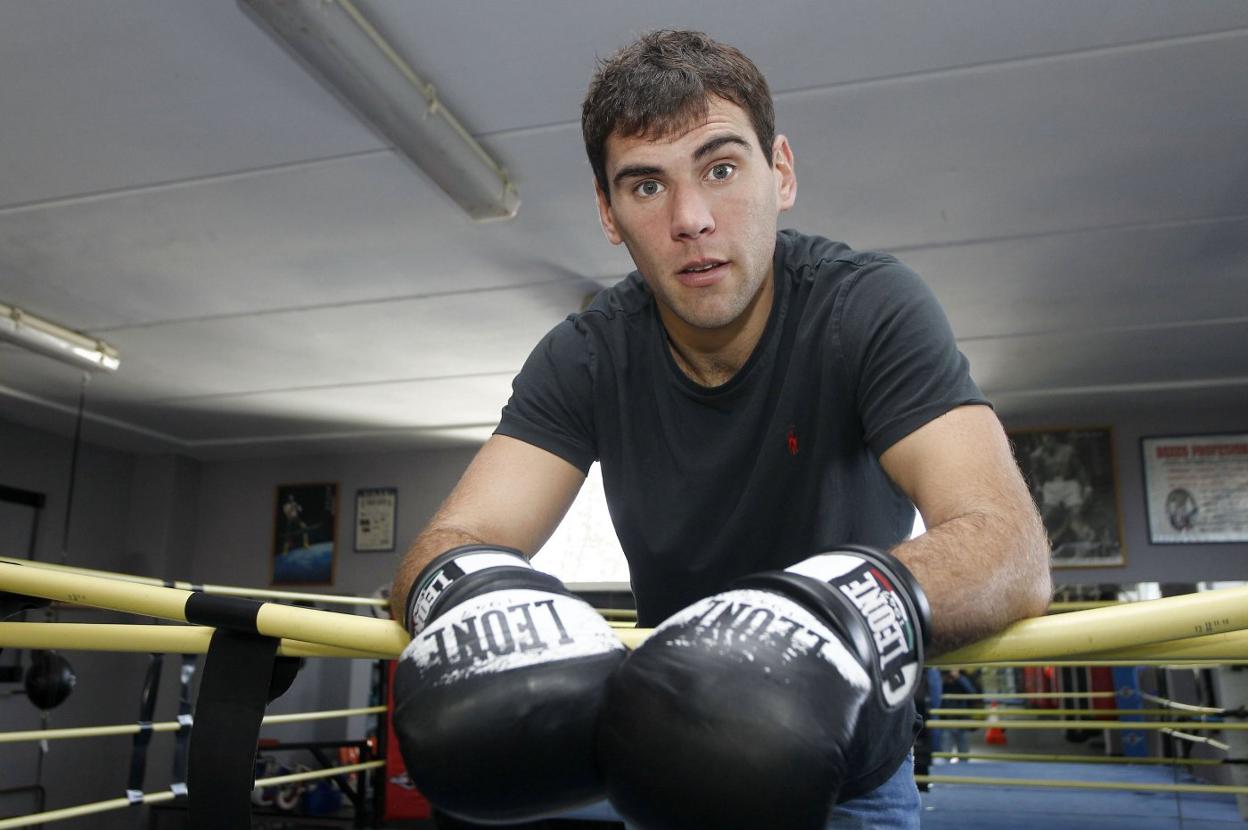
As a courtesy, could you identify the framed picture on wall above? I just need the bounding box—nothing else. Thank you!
[1141,433,1248,544]
[272,482,338,585]
[354,487,398,552]
[1009,427,1126,568]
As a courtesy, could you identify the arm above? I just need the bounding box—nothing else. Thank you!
[879,404,1051,654]
[389,434,629,822]
[389,433,587,620]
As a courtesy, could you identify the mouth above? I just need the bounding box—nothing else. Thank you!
[676,259,729,287]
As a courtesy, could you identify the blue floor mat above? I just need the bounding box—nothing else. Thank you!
[920,761,1245,827]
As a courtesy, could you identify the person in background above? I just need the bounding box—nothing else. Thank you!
[941,669,984,760]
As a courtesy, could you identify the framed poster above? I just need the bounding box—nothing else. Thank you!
[1009,427,1125,568]
[272,482,337,585]
[355,487,398,552]
[1141,433,1248,544]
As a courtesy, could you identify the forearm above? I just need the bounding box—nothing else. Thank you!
[387,436,588,622]
[389,524,490,622]
[891,505,1051,654]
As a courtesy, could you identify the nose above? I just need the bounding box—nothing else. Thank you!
[669,185,714,240]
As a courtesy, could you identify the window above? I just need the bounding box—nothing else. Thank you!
[531,463,629,583]
[531,467,927,583]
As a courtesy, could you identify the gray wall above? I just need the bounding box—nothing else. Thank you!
[189,446,476,599]
[0,419,478,827]
[0,417,135,570]
[0,418,148,828]
[189,445,477,744]
[1004,398,1247,587]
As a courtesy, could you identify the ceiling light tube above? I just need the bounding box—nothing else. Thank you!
[0,302,121,372]
[240,0,520,222]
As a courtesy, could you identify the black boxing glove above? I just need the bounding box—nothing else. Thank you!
[393,545,627,823]
[597,545,930,830]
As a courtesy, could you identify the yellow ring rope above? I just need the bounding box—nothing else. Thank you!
[940,691,1118,700]
[0,706,386,745]
[3,561,1246,665]
[914,774,1248,796]
[0,622,389,659]
[931,752,1224,766]
[929,708,1226,717]
[0,556,387,608]
[927,719,1248,731]
[0,761,385,830]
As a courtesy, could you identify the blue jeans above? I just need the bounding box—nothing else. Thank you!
[825,753,920,829]
[943,728,971,755]
[560,753,920,828]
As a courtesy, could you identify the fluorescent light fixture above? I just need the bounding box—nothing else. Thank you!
[0,302,120,372]
[240,0,520,222]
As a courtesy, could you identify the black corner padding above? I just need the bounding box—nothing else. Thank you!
[188,630,281,829]
[184,592,263,633]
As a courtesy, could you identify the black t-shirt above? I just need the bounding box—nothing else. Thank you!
[497,229,987,627]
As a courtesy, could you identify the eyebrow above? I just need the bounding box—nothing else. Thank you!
[610,133,753,191]
[612,164,664,191]
[692,134,751,162]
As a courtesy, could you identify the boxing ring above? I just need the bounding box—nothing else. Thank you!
[2,557,1246,827]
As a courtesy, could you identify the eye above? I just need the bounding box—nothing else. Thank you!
[706,163,736,182]
[633,179,665,198]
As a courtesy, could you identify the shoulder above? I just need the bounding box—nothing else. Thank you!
[776,229,912,294]
[524,271,654,375]
[778,228,862,272]
[528,271,650,350]
[554,271,657,363]
[776,232,936,341]
[578,271,653,324]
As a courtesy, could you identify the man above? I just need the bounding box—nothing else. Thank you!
[1027,433,1096,554]
[279,493,311,554]
[392,30,1050,829]
[939,669,984,759]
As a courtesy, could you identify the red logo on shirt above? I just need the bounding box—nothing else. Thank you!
[786,425,799,456]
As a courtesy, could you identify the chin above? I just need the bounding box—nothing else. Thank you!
[676,304,743,331]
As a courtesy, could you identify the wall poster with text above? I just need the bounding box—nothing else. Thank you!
[1142,434,1248,544]
[354,487,398,552]
[272,482,338,585]
[1010,427,1125,568]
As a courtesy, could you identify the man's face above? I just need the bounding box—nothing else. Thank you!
[595,98,796,335]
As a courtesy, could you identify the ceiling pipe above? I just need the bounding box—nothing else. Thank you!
[240,0,520,222]
[0,302,120,372]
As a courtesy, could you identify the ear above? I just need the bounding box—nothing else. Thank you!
[772,135,797,212]
[594,179,623,245]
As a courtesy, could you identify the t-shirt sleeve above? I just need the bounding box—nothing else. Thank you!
[835,257,989,457]
[494,317,598,473]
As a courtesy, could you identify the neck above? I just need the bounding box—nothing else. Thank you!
[663,273,774,387]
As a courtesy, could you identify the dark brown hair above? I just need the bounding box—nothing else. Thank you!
[582,30,775,201]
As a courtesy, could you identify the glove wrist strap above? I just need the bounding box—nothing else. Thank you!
[405,545,531,635]
[785,547,926,707]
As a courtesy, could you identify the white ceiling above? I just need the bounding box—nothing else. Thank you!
[1,1,1246,459]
